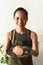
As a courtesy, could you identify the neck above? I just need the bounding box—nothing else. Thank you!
[16,27,27,34]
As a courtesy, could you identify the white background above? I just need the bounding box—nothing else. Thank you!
[0,0,43,65]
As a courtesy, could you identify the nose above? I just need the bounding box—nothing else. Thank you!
[19,18,23,23]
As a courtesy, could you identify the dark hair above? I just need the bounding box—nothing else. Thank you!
[13,7,28,19]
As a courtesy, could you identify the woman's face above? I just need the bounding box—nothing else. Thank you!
[14,11,28,29]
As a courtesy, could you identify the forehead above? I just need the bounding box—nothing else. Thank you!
[15,10,26,17]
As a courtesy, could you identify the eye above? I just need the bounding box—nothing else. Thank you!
[22,17,26,20]
[16,17,19,20]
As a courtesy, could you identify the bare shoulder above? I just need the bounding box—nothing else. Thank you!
[30,31,38,40]
[6,29,15,40]
[6,31,12,40]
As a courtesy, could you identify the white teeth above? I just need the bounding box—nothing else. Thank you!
[18,23,21,25]
[18,23,19,24]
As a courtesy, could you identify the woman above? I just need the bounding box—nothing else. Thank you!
[3,7,39,65]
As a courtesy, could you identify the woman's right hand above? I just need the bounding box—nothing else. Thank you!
[3,50,10,57]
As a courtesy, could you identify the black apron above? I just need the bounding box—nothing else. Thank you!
[8,29,33,65]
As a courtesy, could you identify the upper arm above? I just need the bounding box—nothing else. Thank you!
[4,32,11,50]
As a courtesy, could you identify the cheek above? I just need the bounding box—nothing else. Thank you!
[14,19,18,24]
[23,20,27,25]
[16,21,18,24]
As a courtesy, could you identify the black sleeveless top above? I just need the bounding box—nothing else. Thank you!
[8,30,33,65]
[15,30,32,48]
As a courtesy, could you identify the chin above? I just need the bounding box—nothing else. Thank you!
[19,26,24,29]
[17,25,24,29]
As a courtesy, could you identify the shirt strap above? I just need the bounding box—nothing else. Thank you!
[11,29,16,45]
[27,29,31,41]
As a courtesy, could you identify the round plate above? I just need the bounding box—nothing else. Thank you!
[6,46,32,58]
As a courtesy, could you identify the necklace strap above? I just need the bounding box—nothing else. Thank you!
[11,29,16,45]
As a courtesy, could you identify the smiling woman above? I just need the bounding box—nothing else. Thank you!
[13,7,28,30]
[2,7,39,65]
